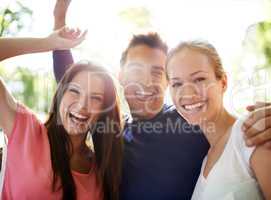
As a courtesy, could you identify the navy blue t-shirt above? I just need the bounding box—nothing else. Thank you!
[53,50,209,200]
[121,105,209,200]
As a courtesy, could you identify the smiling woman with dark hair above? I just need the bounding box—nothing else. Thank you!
[0,30,123,200]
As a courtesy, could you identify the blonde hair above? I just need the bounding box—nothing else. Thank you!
[166,40,226,79]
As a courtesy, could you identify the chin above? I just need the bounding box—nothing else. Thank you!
[177,111,201,125]
[67,129,86,136]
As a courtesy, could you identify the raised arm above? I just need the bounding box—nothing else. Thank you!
[53,50,74,83]
[244,103,271,199]
[0,76,17,137]
[0,27,86,62]
[251,145,271,199]
[0,28,85,137]
[53,0,75,83]
[0,37,57,61]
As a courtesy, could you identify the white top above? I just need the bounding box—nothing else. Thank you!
[191,118,264,200]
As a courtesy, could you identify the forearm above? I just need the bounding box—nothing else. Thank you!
[53,50,74,83]
[0,77,17,136]
[0,37,55,61]
[251,146,271,199]
[52,0,75,83]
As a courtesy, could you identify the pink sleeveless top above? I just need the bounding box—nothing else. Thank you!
[2,104,103,200]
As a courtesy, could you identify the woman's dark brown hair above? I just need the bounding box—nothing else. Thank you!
[44,61,123,200]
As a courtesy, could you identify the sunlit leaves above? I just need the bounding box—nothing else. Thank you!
[0,1,32,36]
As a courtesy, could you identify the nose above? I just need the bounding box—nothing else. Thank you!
[179,83,199,101]
[77,93,89,111]
[140,70,153,87]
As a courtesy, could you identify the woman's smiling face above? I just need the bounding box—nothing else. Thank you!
[167,48,227,125]
[59,71,105,135]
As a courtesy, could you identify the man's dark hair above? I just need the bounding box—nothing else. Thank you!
[120,32,168,67]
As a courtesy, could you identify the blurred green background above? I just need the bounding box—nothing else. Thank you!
[0,1,56,117]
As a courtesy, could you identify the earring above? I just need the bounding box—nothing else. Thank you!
[86,131,95,154]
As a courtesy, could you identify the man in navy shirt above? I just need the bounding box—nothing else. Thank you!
[52,1,271,199]
[116,33,209,200]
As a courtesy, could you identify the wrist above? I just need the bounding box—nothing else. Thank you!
[54,15,66,30]
[54,22,66,30]
[42,36,57,51]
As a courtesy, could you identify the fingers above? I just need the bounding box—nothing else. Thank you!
[245,128,271,147]
[244,116,271,139]
[66,28,86,38]
[81,30,88,38]
[60,27,82,40]
[52,26,87,50]
[70,28,82,39]
[242,106,271,147]
[73,28,82,38]
[71,30,87,46]
[64,27,76,38]
[242,106,271,131]
[246,101,271,112]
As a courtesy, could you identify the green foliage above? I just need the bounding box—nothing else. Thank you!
[0,67,56,115]
[0,1,32,37]
[0,2,56,117]
[235,20,271,109]
[257,21,271,68]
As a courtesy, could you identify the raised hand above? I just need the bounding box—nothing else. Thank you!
[246,101,271,112]
[47,26,87,50]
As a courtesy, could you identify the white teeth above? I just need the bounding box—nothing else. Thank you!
[183,102,205,111]
[70,111,88,120]
[135,91,154,96]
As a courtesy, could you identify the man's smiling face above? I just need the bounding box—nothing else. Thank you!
[120,44,168,119]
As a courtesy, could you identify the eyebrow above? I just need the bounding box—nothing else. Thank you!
[68,83,81,88]
[169,77,182,81]
[190,70,208,76]
[169,70,208,81]
[91,92,104,96]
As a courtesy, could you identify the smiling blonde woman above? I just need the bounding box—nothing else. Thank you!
[166,41,271,200]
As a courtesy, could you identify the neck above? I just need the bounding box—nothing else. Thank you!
[132,105,164,121]
[69,134,88,155]
[199,108,235,147]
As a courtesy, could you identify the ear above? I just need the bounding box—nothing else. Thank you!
[221,73,228,93]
